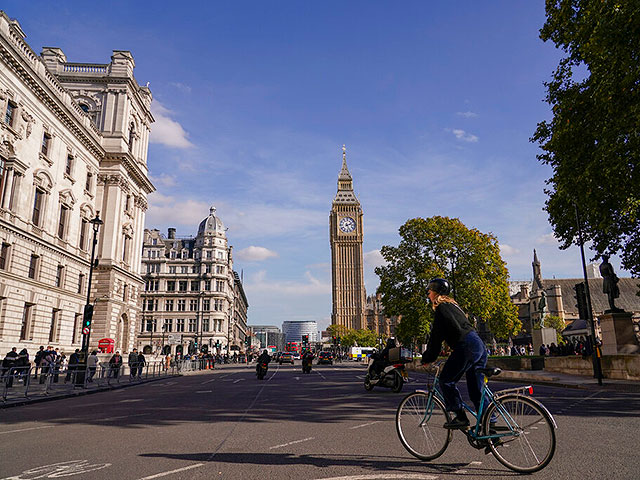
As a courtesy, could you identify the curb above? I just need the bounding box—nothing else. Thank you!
[0,375,178,409]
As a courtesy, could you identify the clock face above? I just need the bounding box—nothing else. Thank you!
[339,217,356,233]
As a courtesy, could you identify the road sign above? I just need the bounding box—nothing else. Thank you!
[82,327,90,335]
[167,333,182,345]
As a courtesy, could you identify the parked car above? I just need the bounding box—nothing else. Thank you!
[279,353,294,364]
[317,351,334,365]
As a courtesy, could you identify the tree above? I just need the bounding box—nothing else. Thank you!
[541,315,567,344]
[375,216,521,346]
[531,1,640,276]
[341,329,378,348]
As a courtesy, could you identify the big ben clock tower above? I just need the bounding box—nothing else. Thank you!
[330,146,366,330]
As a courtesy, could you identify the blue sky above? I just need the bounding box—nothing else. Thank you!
[4,1,628,331]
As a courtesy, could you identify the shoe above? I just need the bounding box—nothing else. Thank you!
[443,417,470,429]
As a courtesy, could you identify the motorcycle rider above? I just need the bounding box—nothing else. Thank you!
[256,349,271,375]
[420,278,488,430]
[302,349,314,370]
[371,337,396,379]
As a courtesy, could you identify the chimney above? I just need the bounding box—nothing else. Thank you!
[521,283,529,299]
[168,228,176,239]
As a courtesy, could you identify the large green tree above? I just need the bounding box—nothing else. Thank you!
[531,1,640,276]
[375,216,520,346]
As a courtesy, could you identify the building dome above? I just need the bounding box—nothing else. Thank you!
[197,206,225,236]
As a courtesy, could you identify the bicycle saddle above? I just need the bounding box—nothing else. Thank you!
[478,367,501,377]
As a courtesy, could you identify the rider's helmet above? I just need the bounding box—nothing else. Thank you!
[427,278,451,296]
[386,337,397,349]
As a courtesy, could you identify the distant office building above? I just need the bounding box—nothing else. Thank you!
[282,321,318,344]
[249,325,284,351]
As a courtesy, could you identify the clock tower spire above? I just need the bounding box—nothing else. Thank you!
[330,146,366,330]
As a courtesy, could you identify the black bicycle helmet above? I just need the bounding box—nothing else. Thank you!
[427,278,451,295]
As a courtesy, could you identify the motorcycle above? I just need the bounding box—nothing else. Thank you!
[301,357,313,374]
[364,357,407,393]
[256,362,269,380]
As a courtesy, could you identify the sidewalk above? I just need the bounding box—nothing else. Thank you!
[497,369,640,392]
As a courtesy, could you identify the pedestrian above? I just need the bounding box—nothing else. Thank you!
[16,348,29,382]
[66,349,80,382]
[33,346,45,379]
[87,350,98,383]
[53,352,65,383]
[109,351,123,378]
[137,351,146,379]
[539,343,546,356]
[128,348,139,380]
[40,347,56,384]
[2,347,19,387]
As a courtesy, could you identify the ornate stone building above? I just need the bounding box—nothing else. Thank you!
[329,146,366,330]
[0,13,153,355]
[365,293,400,338]
[137,207,248,356]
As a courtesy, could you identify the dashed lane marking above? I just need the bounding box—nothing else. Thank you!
[314,370,327,380]
[98,413,151,421]
[119,398,144,403]
[313,475,438,480]
[269,437,315,450]
[233,379,244,384]
[0,425,55,435]
[349,421,381,430]
[137,463,205,480]
[196,390,213,393]
[201,378,216,384]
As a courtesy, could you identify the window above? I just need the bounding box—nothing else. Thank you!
[65,155,74,176]
[188,318,197,332]
[145,298,155,311]
[49,309,60,342]
[122,235,130,263]
[58,204,69,239]
[165,299,174,311]
[55,265,64,288]
[217,265,225,274]
[79,103,89,113]
[167,280,176,292]
[202,299,210,311]
[189,299,198,311]
[41,132,51,156]
[28,254,39,279]
[182,251,187,260]
[176,318,185,332]
[146,263,160,273]
[205,264,212,274]
[178,281,187,292]
[216,280,225,292]
[170,251,176,260]
[78,273,84,294]
[191,280,200,291]
[169,266,176,274]
[202,318,210,332]
[20,303,35,341]
[123,284,128,302]
[206,250,212,259]
[145,318,156,332]
[32,188,44,226]
[163,318,172,332]
[79,218,88,250]
[204,280,211,291]
[151,237,157,245]
[125,195,131,212]
[177,299,186,311]
[85,172,92,192]
[0,243,10,270]
[72,313,81,344]
[214,299,224,311]
[4,101,16,127]
[181,266,188,273]
[145,280,159,291]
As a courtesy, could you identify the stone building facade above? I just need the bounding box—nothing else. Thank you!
[0,13,153,355]
[365,293,400,338]
[329,146,366,330]
[137,207,248,356]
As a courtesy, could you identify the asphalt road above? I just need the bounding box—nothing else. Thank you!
[1,362,638,480]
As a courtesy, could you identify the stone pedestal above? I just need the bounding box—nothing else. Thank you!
[532,327,557,354]
[600,311,640,355]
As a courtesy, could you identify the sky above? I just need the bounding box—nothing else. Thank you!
[3,1,629,332]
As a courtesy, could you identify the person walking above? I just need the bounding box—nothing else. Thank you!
[33,346,45,379]
[66,349,80,382]
[137,351,146,379]
[109,351,123,378]
[87,350,99,383]
[2,347,19,387]
[128,349,139,380]
[16,348,29,383]
[420,278,488,430]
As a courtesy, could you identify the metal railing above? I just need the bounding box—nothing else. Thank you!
[1,360,186,403]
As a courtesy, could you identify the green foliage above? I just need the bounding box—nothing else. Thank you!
[531,0,640,276]
[340,328,378,347]
[375,216,521,345]
[543,314,567,344]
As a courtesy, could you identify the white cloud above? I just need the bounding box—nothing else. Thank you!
[149,173,177,188]
[245,269,330,296]
[456,111,478,118]
[364,249,386,269]
[169,82,192,94]
[145,192,210,230]
[236,246,279,262]
[536,233,559,245]
[450,128,479,143]
[150,100,194,149]
[500,244,520,256]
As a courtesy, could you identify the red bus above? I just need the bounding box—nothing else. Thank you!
[285,342,301,358]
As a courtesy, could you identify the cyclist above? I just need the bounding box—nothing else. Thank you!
[420,278,487,429]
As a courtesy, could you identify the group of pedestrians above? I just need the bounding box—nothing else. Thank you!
[127,349,147,379]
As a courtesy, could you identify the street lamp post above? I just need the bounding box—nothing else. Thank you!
[149,314,154,354]
[80,213,103,360]
[161,324,166,355]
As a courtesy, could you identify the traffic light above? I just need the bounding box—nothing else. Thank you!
[83,304,94,330]
[302,334,309,345]
[332,336,337,345]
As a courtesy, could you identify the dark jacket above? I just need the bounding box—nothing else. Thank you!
[257,352,271,364]
[422,302,474,363]
[109,354,123,366]
[137,353,146,366]
[128,352,138,366]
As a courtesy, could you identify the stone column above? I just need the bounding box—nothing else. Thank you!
[599,311,640,355]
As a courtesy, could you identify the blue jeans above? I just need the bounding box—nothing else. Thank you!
[439,331,487,414]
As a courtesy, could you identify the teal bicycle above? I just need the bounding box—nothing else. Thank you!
[396,361,557,473]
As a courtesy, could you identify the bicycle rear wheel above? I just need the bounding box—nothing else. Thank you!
[396,391,452,461]
[483,394,556,473]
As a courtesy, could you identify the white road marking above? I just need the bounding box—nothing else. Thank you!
[313,475,437,480]
[119,398,144,403]
[295,377,300,381]
[0,425,55,435]
[269,436,315,450]
[201,378,216,384]
[99,413,150,421]
[137,463,205,480]
[349,421,381,430]
[196,390,212,393]
[1,460,111,480]
[314,370,327,380]
[233,379,244,384]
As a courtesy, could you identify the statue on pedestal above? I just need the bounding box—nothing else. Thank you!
[537,290,547,328]
[599,255,623,313]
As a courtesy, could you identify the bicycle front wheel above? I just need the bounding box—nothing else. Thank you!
[396,391,452,461]
[483,394,556,473]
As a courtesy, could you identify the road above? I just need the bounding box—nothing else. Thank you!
[1,362,638,480]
